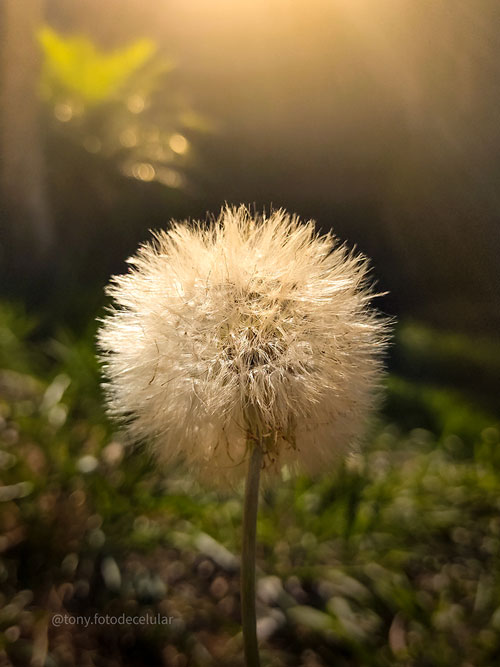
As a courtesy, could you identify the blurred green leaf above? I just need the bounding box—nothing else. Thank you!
[38,27,157,104]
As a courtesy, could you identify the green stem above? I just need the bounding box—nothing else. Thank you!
[241,438,263,667]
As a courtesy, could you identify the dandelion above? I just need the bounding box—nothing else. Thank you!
[97,205,389,666]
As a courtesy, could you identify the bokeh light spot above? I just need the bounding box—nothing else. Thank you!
[127,95,145,114]
[119,128,138,148]
[169,133,189,154]
[54,103,73,122]
[156,168,183,188]
[132,162,155,181]
[83,136,102,153]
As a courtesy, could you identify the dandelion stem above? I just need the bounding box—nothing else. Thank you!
[241,437,263,667]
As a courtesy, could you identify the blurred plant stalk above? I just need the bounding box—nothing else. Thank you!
[0,0,54,271]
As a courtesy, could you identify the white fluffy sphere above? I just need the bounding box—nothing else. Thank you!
[97,206,389,484]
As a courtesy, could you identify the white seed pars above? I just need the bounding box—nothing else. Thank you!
[97,205,389,484]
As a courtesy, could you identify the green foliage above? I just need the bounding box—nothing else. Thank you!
[385,375,495,444]
[392,322,500,410]
[39,27,157,105]
[37,25,204,197]
[0,304,38,373]
[0,307,499,666]
[386,322,500,440]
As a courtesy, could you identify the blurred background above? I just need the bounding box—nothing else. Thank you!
[1,1,500,665]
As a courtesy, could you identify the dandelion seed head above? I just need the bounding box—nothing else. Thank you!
[97,205,390,484]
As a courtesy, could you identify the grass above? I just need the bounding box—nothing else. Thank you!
[0,301,499,666]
